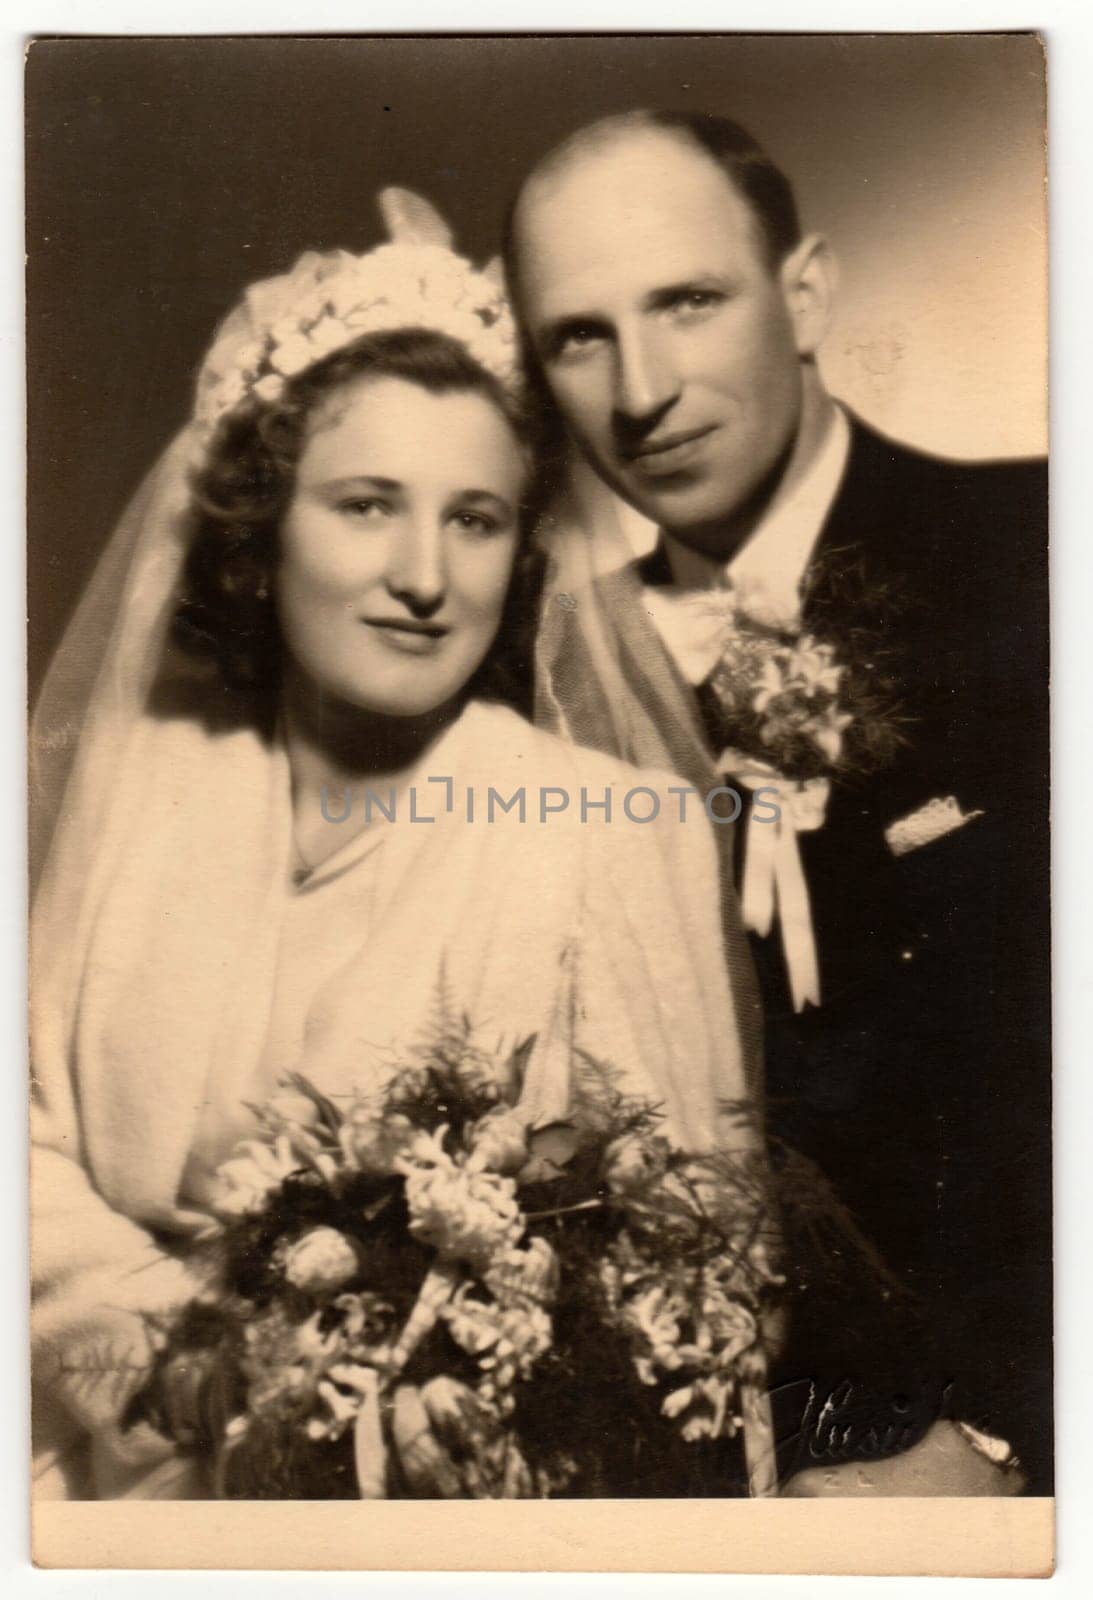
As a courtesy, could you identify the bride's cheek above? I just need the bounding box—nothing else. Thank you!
[466,541,518,617]
[296,544,377,607]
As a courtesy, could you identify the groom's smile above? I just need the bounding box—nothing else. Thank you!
[512,118,834,559]
[622,422,721,475]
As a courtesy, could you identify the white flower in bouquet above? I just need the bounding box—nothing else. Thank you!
[240,1307,338,1413]
[465,1105,530,1176]
[260,1092,342,1181]
[444,1047,504,1110]
[479,1302,553,1411]
[619,1262,763,1444]
[281,1227,360,1295]
[306,1361,380,1442]
[485,1238,559,1307]
[442,1284,509,1359]
[662,1373,739,1442]
[680,1280,758,1371]
[339,1107,416,1176]
[212,1133,301,1215]
[397,1126,524,1267]
[442,1283,553,1415]
[334,1291,397,1348]
[602,1131,670,1196]
[419,1375,492,1450]
[625,1284,689,1382]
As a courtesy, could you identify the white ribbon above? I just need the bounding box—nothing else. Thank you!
[354,1260,463,1498]
[353,1368,388,1498]
[642,587,828,1011]
[718,749,829,1014]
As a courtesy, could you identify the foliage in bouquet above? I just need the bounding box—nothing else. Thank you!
[138,1014,786,1499]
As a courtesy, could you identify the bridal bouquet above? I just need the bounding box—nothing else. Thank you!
[136,1020,784,1499]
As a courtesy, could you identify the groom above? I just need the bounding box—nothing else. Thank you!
[506,110,1051,1492]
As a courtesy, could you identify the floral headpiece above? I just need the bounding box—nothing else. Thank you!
[191,188,520,455]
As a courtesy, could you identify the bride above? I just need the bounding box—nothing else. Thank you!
[30,192,766,1499]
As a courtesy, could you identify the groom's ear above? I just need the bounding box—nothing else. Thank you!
[779,233,837,358]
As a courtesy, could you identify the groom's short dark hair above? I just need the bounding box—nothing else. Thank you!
[506,108,803,280]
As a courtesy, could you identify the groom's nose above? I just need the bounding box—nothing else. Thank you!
[612,323,680,429]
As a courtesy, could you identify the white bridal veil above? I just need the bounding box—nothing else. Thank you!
[533,454,764,1080]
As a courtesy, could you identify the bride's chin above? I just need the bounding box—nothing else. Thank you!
[282,662,469,766]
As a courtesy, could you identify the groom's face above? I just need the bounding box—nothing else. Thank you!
[515,127,807,550]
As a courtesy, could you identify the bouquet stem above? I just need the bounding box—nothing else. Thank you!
[741,1383,780,1498]
[391,1260,461,1371]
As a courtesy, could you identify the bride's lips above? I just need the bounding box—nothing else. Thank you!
[362,617,451,654]
[623,424,719,477]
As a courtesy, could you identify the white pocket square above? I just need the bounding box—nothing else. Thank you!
[884,796,984,857]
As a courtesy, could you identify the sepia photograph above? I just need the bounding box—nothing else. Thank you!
[25,27,1052,1574]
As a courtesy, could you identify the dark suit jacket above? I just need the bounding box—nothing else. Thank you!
[744,420,1051,1489]
[561,417,1051,1488]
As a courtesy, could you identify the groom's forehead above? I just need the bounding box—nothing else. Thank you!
[514,127,764,316]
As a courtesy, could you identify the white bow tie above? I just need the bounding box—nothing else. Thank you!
[642,578,802,685]
[641,585,739,686]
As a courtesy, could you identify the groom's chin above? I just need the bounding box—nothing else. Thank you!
[611,471,729,540]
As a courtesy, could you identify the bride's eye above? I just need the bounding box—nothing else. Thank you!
[338,497,388,520]
[450,510,500,537]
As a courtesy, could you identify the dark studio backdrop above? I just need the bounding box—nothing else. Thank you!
[26,32,1047,699]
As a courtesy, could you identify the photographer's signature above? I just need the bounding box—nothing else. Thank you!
[773,1376,956,1473]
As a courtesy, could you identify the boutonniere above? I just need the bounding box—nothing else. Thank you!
[705,613,903,785]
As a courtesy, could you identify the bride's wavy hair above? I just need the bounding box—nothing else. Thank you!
[173,326,550,725]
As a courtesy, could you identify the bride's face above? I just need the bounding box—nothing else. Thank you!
[277,374,525,719]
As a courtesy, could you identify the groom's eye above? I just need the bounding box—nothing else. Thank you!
[547,321,609,361]
[663,287,726,317]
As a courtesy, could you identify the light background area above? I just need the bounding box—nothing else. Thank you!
[25,32,1046,696]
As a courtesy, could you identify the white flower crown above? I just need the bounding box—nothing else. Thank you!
[191,188,521,456]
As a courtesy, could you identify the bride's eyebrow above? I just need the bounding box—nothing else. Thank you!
[450,488,514,516]
[315,474,401,493]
